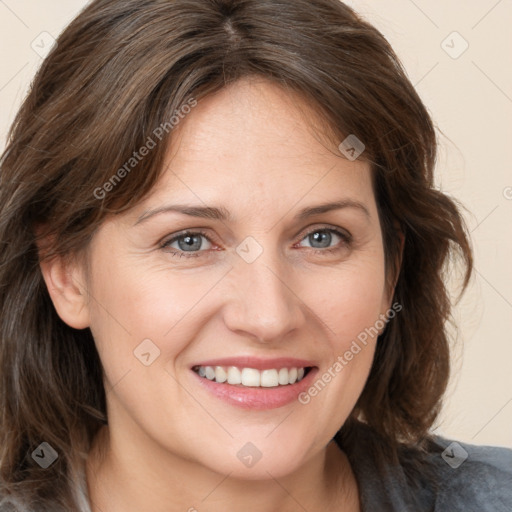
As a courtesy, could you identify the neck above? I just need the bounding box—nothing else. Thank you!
[85,425,360,512]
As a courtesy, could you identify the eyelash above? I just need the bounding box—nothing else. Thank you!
[159,226,352,259]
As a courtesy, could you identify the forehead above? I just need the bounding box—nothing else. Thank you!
[130,77,376,224]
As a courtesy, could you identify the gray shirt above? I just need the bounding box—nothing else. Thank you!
[336,424,512,511]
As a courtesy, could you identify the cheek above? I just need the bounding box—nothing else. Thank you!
[86,255,226,378]
[296,259,386,431]
[304,253,387,346]
[297,250,386,399]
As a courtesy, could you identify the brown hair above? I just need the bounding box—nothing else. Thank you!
[0,0,473,509]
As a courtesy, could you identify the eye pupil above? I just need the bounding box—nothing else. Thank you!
[310,230,331,248]
[178,234,202,251]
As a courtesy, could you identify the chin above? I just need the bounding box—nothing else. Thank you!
[193,434,312,480]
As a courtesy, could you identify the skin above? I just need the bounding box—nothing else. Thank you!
[40,76,400,512]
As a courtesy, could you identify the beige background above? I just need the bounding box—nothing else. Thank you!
[1,1,511,448]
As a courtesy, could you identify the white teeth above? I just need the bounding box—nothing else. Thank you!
[227,366,242,385]
[278,368,289,385]
[241,368,260,387]
[215,366,227,383]
[261,369,279,387]
[194,365,309,387]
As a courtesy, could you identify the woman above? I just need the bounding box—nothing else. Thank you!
[0,0,510,511]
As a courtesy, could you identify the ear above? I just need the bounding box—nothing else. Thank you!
[36,230,90,330]
[382,225,405,313]
[391,228,405,293]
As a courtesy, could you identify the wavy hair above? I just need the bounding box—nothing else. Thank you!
[0,0,473,509]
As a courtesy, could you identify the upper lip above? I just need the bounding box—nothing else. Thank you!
[191,357,317,371]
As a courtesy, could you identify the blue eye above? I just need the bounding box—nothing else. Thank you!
[160,226,352,259]
[160,230,212,258]
[298,228,351,251]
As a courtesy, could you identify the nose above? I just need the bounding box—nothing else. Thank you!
[222,246,306,344]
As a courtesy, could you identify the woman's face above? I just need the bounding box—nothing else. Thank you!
[72,77,393,478]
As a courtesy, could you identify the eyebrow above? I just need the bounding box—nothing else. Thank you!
[134,199,370,226]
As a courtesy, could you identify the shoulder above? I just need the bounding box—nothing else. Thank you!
[427,434,512,512]
[337,423,512,512]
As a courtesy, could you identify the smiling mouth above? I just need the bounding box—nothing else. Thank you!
[191,365,314,388]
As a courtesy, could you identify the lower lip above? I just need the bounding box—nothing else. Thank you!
[191,368,319,410]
